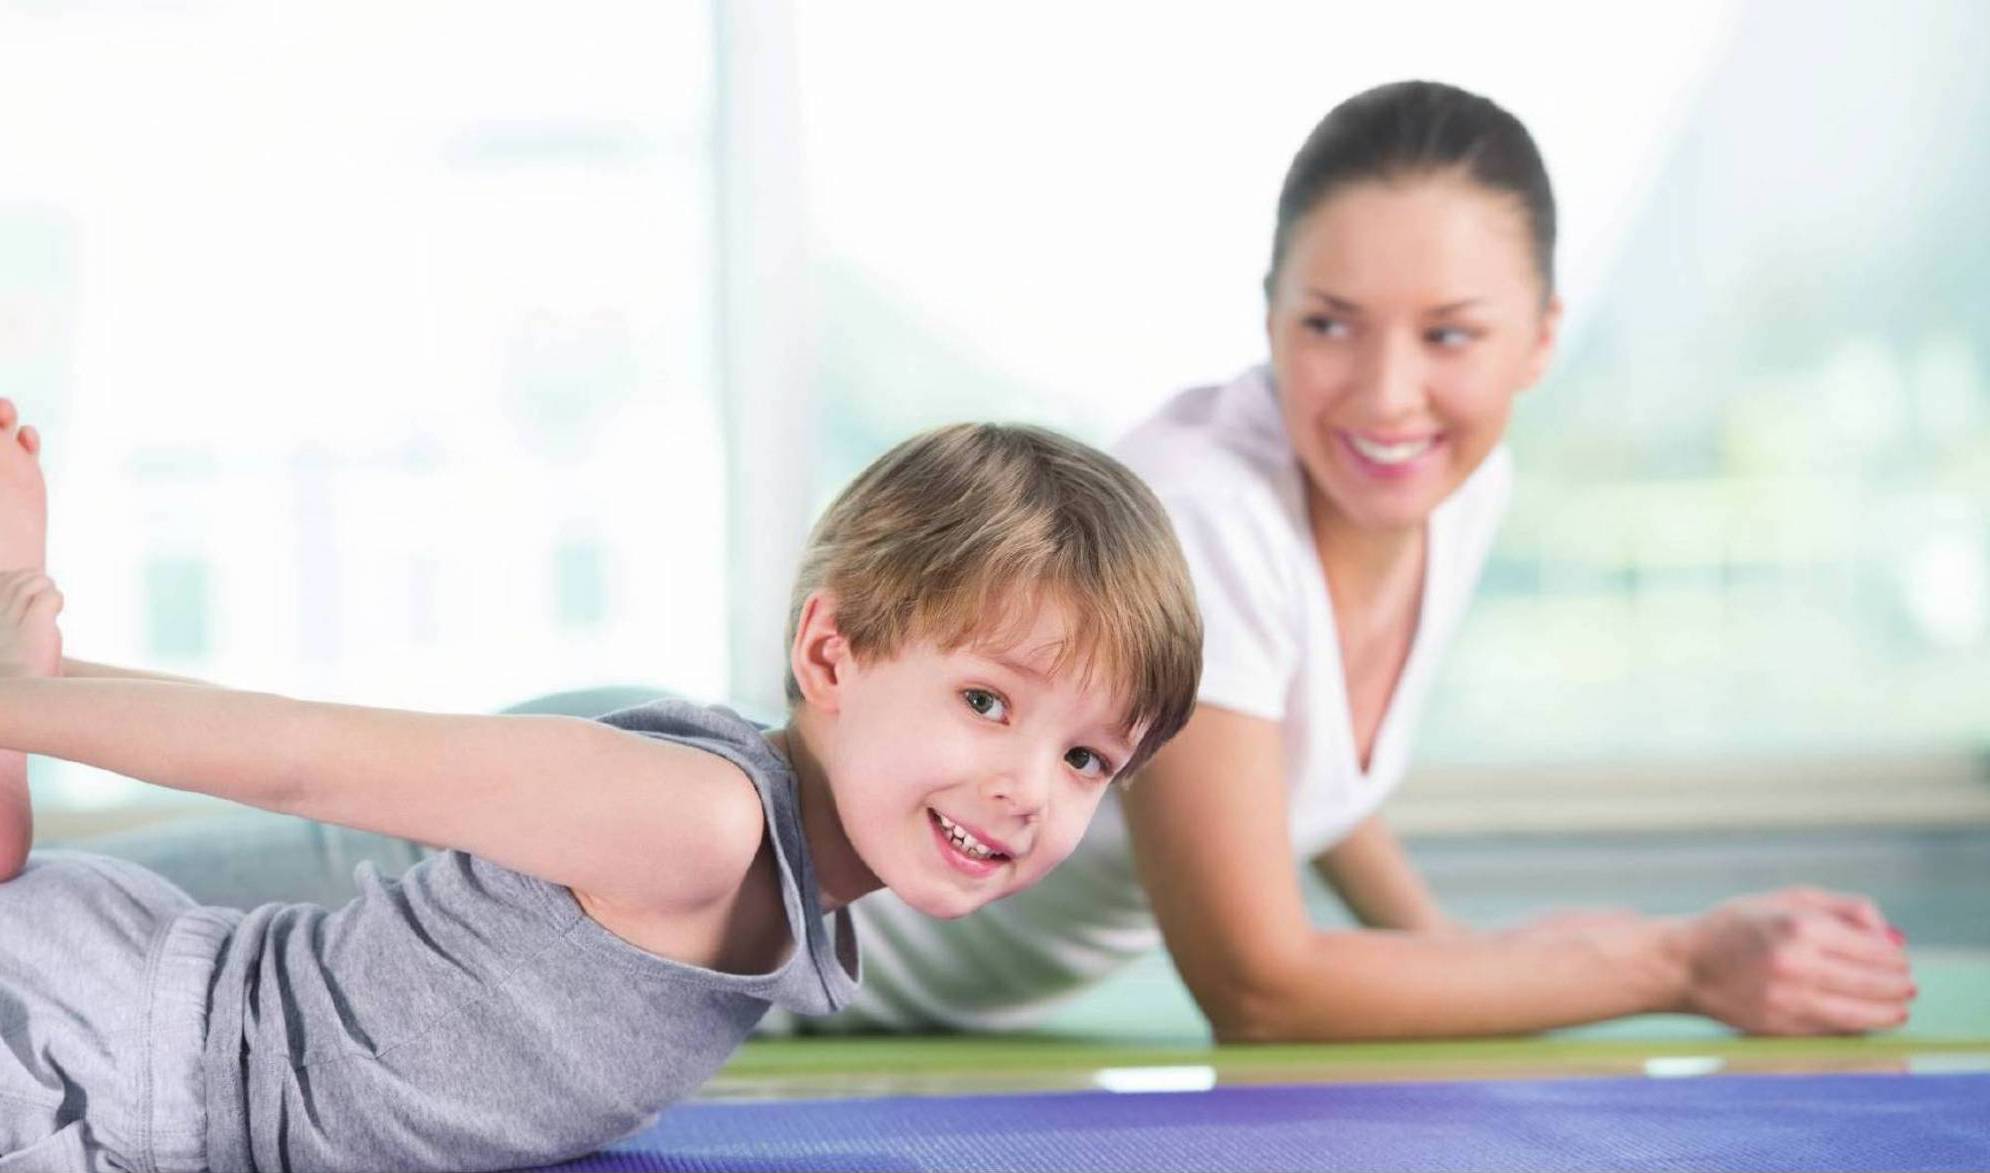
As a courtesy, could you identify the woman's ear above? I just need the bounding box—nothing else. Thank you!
[1519,294,1564,390]
[789,590,852,713]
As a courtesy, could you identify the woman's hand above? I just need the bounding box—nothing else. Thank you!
[1674,887,1915,1034]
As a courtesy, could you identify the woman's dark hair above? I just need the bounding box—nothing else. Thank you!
[1266,80,1556,300]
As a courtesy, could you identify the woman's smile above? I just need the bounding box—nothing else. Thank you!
[1337,428,1447,480]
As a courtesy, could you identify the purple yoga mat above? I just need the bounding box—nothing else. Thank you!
[533,1071,1990,1172]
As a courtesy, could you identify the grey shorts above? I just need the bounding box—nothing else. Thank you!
[0,852,235,1173]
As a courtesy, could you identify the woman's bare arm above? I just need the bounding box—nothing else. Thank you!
[1310,811,1456,933]
[1122,703,1915,1040]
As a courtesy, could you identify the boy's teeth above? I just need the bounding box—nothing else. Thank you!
[1349,434,1434,464]
[935,812,1000,860]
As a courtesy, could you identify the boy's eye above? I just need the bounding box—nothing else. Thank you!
[1427,325,1475,348]
[1065,747,1113,780]
[1302,315,1348,338]
[962,689,1008,721]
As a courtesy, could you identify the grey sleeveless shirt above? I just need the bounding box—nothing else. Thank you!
[189,699,860,1172]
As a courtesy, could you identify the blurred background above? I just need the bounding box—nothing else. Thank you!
[3,1,1986,864]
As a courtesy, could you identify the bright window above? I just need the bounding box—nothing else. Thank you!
[3,2,727,809]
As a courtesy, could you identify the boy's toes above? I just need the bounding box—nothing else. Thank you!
[0,399,15,432]
[16,426,37,456]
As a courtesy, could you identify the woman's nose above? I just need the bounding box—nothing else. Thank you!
[1353,329,1427,419]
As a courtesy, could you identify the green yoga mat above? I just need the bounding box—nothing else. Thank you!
[716,949,1990,1100]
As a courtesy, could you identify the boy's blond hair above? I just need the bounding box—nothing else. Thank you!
[785,423,1201,777]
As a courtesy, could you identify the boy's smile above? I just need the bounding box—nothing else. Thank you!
[928,808,1014,876]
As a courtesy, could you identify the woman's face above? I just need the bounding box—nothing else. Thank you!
[1266,175,1560,535]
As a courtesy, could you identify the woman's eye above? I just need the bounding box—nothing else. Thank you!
[1427,326,1474,348]
[1065,747,1113,780]
[1302,315,1348,338]
[962,689,1008,721]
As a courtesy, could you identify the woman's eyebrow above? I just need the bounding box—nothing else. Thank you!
[1304,288,1361,312]
[1305,289,1485,315]
[1426,298,1486,315]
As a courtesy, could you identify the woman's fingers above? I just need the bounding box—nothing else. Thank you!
[1807,948,1917,1003]
[1802,916,1916,1004]
[1691,895,1920,1036]
[1764,913,1916,1034]
[1794,987,1914,1035]
[1779,886,1891,935]
[1808,917,1912,973]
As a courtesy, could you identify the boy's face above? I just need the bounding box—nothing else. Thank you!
[813,604,1141,920]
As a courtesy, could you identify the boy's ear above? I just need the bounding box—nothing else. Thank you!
[789,590,852,713]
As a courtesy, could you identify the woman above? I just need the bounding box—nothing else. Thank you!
[65,81,1914,1041]
[827,80,1916,1039]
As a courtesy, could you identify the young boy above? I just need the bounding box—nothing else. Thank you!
[0,400,1202,1172]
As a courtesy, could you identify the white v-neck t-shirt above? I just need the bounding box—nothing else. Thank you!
[830,365,1511,1032]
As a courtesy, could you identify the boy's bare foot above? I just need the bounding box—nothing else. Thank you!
[0,398,48,573]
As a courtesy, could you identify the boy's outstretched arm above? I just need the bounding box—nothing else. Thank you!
[62,657,215,686]
[0,677,763,911]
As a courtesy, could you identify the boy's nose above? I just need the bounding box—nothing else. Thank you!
[980,761,1049,822]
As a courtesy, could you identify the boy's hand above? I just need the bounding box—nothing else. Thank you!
[0,398,46,573]
[0,569,63,680]
[0,566,54,878]
[1677,887,1915,1034]
[0,400,53,879]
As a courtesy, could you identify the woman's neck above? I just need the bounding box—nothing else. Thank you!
[767,715,878,914]
[1307,487,1426,620]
